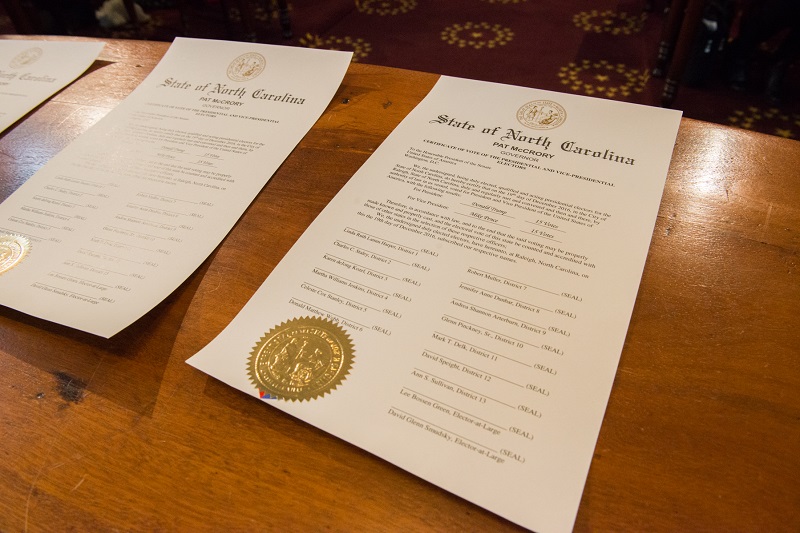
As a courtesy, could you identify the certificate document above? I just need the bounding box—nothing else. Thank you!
[0,38,351,337]
[0,39,104,132]
[188,76,681,532]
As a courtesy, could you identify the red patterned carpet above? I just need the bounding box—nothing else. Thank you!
[2,0,799,140]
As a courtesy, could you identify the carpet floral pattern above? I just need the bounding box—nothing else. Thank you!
[1,0,797,140]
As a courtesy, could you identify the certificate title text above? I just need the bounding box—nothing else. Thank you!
[158,78,306,105]
[429,114,635,166]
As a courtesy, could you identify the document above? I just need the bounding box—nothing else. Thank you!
[187,76,681,532]
[0,39,104,132]
[0,38,351,337]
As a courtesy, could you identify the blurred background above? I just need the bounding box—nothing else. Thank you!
[1,0,798,140]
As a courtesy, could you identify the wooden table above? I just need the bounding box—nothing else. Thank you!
[1,36,798,532]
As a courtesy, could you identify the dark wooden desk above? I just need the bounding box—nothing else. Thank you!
[1,36,798,531]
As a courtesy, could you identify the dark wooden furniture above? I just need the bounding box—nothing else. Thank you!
[229,0,291,40]
[175,0,292,41]
[1,36,798,532]
[0,0,141,34]
[652,0,708,106]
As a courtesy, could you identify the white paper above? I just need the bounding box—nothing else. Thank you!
[0,37,351,337]
[0,39,104,132]
[187,76,681,532]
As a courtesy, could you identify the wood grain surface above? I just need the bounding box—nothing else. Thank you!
[0,36,798,532]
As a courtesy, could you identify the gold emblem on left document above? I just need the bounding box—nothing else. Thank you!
[10,47,43,69]
[0,234,31,275]
[227,52,266,82]
[248,316,355,401]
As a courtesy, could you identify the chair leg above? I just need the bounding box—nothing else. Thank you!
[653,0,688,78]
[217,0,255,41]
[661,0,706,107]
[173,0,191,36]
[2,0,42,33]
[276,0,292,39]
[122,0,142,36]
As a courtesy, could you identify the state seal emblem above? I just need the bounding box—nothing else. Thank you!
[516,100,567,130]
[226,52,266,82]
[10,47,43,69]
[0,234,31,275]
[247,316,355,401]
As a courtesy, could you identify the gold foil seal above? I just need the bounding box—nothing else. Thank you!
[248,316,354,401]
[0,234,31,275]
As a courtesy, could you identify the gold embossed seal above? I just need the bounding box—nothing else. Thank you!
[10,47,42,69]
[0,234,31,275]
[227,52,266,82]
[517,100,567,130]
[248,316,354,401]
